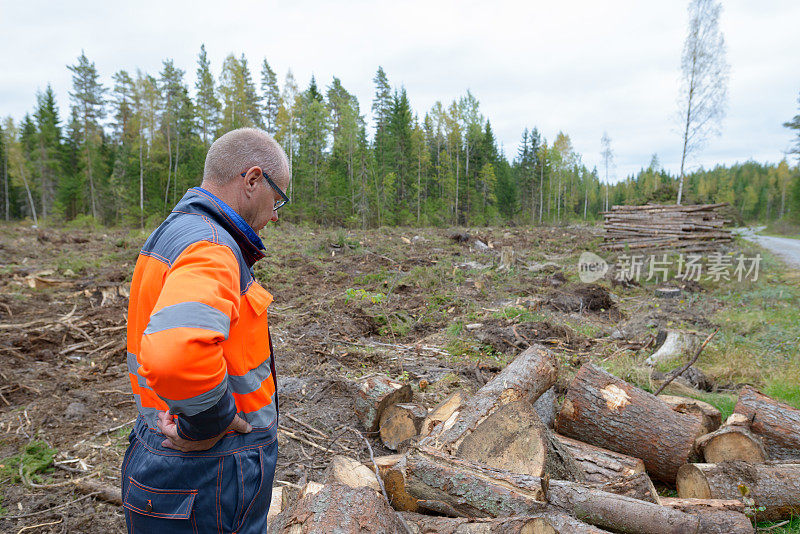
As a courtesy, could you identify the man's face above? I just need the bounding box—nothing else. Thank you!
[245,164,290,232]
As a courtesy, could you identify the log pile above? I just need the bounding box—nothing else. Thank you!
[268,348,800,533]
[601,203,732,252]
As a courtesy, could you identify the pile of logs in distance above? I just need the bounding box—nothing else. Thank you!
[602,203,733,252]
[267,346,800,533]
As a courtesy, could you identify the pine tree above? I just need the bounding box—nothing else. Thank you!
[195,44,220,146]
[67,51,106,219]
[260,59,280,134]
[275,70,300,196]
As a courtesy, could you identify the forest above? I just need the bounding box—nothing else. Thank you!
[1,47,799,229]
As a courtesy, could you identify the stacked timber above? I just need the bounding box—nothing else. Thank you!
[269,352,800,532]
[602,203,732,252]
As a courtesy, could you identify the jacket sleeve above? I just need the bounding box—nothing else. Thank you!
[138,241,241,440]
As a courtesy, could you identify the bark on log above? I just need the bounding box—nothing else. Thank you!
[380,402,428,451]
[660,395,722,435]
[388,446,700,534]
[424,345,582,480]
[354,376,413,433]
[322,455,381,491]
[546,479,700,534]
[556,363,706,483]
[677,461,800,521]
[74,479,122,505]
[696,424,768,463]
[399,510,612,534]
[593,472,660,504]
[734,386,800,460]
[419,390,466,438]
[554,434,646,484]
[534,386,558,429]
[267,483,407,533]
[660,497,753,534]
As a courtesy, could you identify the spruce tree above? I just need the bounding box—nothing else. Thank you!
[195,44,220,145]
[33,85,62,219]
[67,50,106,219]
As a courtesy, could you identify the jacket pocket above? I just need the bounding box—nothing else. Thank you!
[123,476,198,531]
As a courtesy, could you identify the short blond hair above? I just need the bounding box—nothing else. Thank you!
[203,128,289,186]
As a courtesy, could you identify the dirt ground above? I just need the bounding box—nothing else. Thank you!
[0,221,783,532]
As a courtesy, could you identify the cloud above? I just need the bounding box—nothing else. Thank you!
[1,0,798,181]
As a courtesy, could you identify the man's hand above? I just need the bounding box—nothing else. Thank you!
[156,411,252,452]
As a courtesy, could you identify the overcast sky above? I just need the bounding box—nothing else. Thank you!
[1,0,798,180]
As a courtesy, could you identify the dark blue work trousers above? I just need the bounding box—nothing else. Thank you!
[121,417,278,533]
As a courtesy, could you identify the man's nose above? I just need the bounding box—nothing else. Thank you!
[271,210,279,222]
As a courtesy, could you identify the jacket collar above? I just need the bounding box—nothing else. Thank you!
[174,188,266,267]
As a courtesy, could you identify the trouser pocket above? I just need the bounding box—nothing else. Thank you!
[230,447,269,532]
[123,476,198,533]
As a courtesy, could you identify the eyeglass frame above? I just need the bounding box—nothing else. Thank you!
[240,169,290,211]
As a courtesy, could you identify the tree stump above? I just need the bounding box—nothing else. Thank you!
[556,363,706,483]
[380,403,428,451]
[677,461,800,521]
[734,386,800,460]
[354,376,413,433]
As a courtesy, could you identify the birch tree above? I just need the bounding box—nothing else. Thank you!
[676,0,729,205]
[600,132,614,211]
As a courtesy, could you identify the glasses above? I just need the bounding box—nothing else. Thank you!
[241,170,290,211]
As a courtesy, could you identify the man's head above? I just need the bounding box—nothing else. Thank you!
[201,128,291,231]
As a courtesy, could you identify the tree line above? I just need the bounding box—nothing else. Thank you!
[1,48,798,228]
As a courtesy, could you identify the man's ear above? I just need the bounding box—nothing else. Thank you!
[243,166,262,194]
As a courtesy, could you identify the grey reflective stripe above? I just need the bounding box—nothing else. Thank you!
[144,301,230,339]
[228,359,272,395]
[242,393,277,428]
[127,352,152,390]
[133,393,160,427]
[158,377,228,417]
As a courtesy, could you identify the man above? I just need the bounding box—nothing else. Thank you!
[122,128,290,533]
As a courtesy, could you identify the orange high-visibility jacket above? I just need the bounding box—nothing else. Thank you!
[126,187,277,440]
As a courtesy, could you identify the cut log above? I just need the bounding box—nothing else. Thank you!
[734,385,800,460]
[419,390,466,438]
[660,497,753,534]
[425,344,558,444]
[354,376,413,433]
[300,481,325,498]
[424,345,582,480]
[556,363,706,483]
[593,472,660,504]
[660,394,722,435]
[390,446,701,534]
[267,483,407,534]
[380,402,427,451]
[322,455,381,492]
[267,486,293,521]
[677,461,800,521]
[553,434,646,484]
[74,479,122,505]
[696,424,768,463]
[399,510,612,534]
[534,386,557,429]
[547,480,701,534]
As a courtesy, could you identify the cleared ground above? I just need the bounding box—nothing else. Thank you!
[0,221,798,533]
